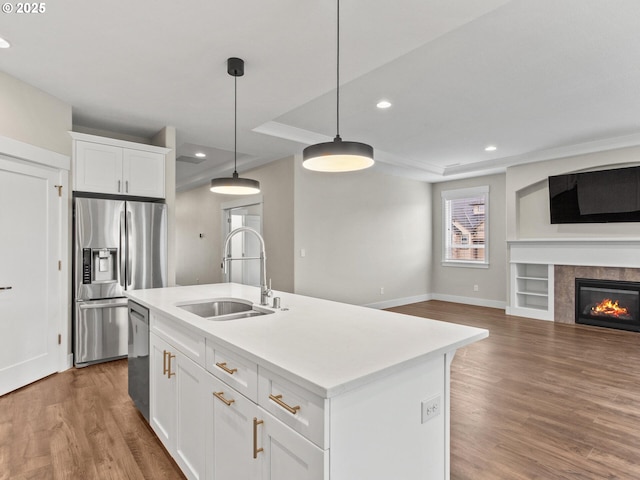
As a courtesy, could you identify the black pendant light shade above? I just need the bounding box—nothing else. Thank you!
[302,135,374,172]
[302,0,374,172]
[210,57,261,195]
[210,171,260,195]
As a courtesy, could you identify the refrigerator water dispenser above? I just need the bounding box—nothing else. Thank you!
[82,247,118,284]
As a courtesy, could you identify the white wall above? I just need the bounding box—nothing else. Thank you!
[0,72,73,364]
[176,156,295,291]
[293,157,432,306]
[431,174,507,307]
[0,71,72,155]
[506,146,640,239]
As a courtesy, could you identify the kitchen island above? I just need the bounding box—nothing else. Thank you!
[127,283,488,480]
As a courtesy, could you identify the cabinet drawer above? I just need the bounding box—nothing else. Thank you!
[258,367,328,449]
[150,312,205,367]
[206,342,258,401]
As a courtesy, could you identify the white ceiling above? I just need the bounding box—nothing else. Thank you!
[3,0,640,190]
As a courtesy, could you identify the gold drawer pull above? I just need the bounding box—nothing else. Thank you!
[163,350,168,375]
[215,362,238,375]
[253,417,264,459]
[269,394,300,415]
[163,350,176,377]
[213,391,235,406]
[167,352,176,378]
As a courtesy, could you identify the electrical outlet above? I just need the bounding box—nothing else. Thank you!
[421,395,441,423]
[380,287,384,295]
[473,284,479,292]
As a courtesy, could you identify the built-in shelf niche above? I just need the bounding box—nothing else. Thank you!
[509,262,554,321]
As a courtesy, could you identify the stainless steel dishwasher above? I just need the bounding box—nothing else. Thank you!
[128,300,149,422]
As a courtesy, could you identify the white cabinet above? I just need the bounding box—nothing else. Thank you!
[261,411,325,480]
[150,333,175,448]
[122,148,166,198]
[206,373,325,480]
[150,332,207,480]
[74,141,124,195]
[207,374,262,479]
[71,132,168,198]
[148,312,450,480]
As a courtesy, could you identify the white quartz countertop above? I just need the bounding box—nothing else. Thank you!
[127,283,488,397]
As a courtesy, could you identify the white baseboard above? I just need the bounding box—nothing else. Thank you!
[364,293,433,310]
[430,293,506,310]
[364,293,506,310]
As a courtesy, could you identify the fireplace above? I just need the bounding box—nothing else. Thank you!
[575,278,640,332]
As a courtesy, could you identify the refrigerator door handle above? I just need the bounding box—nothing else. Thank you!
[120,210,126,288]
[79,299,129,310]
[126,210,133,289]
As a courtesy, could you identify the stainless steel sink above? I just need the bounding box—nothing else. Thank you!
[176,299,273,321]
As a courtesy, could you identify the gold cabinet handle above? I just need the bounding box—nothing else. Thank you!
[253,417,264,459]
[162,350,168,376]
[215,362,238,375]
[268,394,300,415]
[213,391,235,406]
[167,352,176,378]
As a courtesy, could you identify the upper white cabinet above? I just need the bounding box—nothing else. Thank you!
[70,132,170,198]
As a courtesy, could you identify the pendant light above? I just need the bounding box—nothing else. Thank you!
[210,57,261,195]
[302,0,374,172]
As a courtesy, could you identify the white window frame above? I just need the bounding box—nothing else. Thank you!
[441,186,489,268]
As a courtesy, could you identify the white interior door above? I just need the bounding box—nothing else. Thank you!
[0,156,61,396]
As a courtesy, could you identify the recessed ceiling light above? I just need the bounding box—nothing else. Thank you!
[484,145,497,152]
[376,100,392,109]
[195,152,206,158]
[0,37,11,49]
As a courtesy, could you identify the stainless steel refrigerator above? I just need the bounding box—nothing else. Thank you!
[73,197,167,366]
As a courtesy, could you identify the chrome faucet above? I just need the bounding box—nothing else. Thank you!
[222,227,271,306]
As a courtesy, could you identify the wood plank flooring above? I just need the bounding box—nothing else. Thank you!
[0,359,185,480]
[390,301,640,480]
[2,300,640,479]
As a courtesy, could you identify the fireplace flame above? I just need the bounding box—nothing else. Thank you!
[591,298,629,318]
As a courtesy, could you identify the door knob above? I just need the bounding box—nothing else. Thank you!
[0,286,12,290]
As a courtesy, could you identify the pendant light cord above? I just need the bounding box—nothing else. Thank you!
[234,76,238,174]
[336,0,340,139]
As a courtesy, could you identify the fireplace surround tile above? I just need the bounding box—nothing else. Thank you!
[554,266,640,323]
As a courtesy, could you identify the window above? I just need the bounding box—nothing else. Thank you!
[441,186,489,267]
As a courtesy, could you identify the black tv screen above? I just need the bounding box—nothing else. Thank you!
[548,165,640,224]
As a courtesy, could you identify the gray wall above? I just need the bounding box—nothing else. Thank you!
[0,71,72,155]
[176,156,433,307]
[294,158,432,306]
[431,173,507,307]
[176,156,295,292]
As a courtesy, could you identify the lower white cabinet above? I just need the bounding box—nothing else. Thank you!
[151,330,326,480]
[261,408,326,480]
[206,374,325,480]
[150,333,207,480]
[149,321,448,480]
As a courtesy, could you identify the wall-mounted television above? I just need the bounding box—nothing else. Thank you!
[548,165,640,224]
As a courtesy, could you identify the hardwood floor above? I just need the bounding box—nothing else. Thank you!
[0,359,185,480]
[390,301,640,480]
[2,301,640,479]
